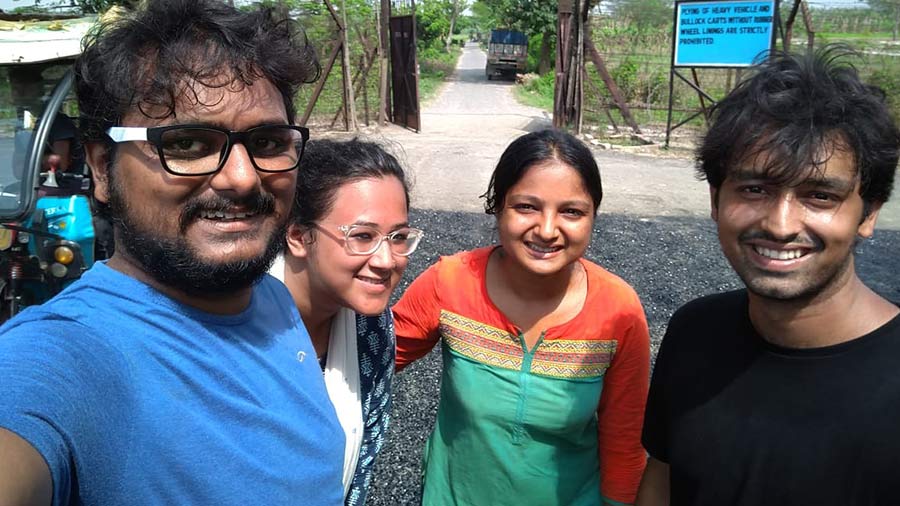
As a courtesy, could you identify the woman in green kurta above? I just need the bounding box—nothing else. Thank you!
[393,129,651,506]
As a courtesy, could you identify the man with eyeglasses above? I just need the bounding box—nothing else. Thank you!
[0,0,345,505]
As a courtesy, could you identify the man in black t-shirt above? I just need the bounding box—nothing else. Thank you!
[636,46,900,506]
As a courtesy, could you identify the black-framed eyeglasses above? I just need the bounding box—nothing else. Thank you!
[106,124,309,176]
[337,224,425,257]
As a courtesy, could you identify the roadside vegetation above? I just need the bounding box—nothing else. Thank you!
[287,0,472,124]
[419,46,462,102]
[468,0,900,142]
[9,0,899,133]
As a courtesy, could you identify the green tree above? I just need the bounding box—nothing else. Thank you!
[418,0,454,50]
[445,0,471,51]
[867,0,900,39]
[469,0,499,36]
[516,0,556,74]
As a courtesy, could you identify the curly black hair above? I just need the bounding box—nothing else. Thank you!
[75,0,319,144]
[698,44,900,206]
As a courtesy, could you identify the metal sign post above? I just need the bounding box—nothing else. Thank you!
[665,0,779,147]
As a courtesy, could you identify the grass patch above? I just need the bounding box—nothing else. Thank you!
[418,69,447,103]
[418,47,461,103]
[515,84,554,110]
[515,72,555,110]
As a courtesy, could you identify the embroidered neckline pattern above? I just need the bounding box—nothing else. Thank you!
[439,310,616,379]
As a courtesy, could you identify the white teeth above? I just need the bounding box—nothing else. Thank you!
[528,243,557,253]
[754,246,804,260]
[200,210,256,220]
[357,276,387,284]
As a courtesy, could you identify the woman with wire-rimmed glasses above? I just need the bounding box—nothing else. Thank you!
[269,138,422,506]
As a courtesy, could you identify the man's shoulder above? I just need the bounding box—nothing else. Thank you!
[671,290,748,326]
[1,308,87,339]
[0,302,127,387]
[255,273,293,301]
[53,263,161,315]
[253,274,302,321]
[1,267,123,333]
[657,290,750,356]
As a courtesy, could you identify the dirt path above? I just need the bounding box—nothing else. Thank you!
[325,42,900,230]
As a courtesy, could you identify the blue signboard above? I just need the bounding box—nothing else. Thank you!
[673,0,776,67]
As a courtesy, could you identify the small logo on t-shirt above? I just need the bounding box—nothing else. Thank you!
[296,351,307,363]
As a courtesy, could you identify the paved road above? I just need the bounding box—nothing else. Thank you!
[341,43,900,506]
[367,43,553,216]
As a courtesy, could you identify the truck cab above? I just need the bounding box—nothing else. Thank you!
[485,29,527,81]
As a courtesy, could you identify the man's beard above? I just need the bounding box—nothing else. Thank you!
[738,252,852,302]
[107,177,285,297]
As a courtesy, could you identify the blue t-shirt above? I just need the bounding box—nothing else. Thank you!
[0,262,345,505]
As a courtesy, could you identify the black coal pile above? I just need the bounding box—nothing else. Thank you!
[367,208,900,505]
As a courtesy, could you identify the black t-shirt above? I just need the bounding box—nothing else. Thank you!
[643,290,900,506]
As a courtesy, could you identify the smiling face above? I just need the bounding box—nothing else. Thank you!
[496,160,595,277]
[712,146,881,302]
[291,176,410,316]
[87,78,296,303]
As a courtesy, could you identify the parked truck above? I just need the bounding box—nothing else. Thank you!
[485,29,527,81]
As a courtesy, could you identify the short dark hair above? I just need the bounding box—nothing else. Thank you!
[75,0,319,144]
[290,138,410,228]
[482,129,603,214]
[698,44,900,206]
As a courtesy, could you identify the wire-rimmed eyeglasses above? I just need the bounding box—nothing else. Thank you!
[337,224,424,257]
[106,124,309,176]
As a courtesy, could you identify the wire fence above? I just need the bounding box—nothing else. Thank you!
[292,4,900,136]
[294,4,384,128]
[581,12,900,136]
